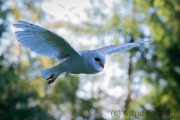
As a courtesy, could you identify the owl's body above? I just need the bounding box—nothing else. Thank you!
[61,50,103,74]
[14,21,149,84]
[41,50,105,83]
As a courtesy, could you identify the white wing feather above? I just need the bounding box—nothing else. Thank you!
[13,21,80,60]
[96,40,149,54]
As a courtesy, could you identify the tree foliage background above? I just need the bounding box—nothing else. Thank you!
[0,0,180,120]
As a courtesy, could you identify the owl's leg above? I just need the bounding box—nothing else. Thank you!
[41,64,64,84]
[47,73,56,84]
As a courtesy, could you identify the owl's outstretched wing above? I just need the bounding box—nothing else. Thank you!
[13,21,81,60]
[96,40,149,55]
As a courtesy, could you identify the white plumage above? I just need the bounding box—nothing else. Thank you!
[14,21,149,84]
[14,21,80,61]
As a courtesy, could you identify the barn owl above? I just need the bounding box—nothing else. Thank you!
[13,21,149,84]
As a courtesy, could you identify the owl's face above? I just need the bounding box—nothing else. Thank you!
[89,51,106,72]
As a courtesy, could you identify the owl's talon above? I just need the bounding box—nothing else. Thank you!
[47,74,56,84]
[48,79,55,84]
[47,74,55,80]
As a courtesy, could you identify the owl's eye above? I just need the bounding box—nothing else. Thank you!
[94,58,100,61]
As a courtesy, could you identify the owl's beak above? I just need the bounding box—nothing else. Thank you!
[99,63,104,68]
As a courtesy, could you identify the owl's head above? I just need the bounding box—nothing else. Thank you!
[89,51,106,72]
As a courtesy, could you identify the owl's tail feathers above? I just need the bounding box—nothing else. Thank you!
[41,65,64,84]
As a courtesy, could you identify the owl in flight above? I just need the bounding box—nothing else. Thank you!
[14,21,148,84]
